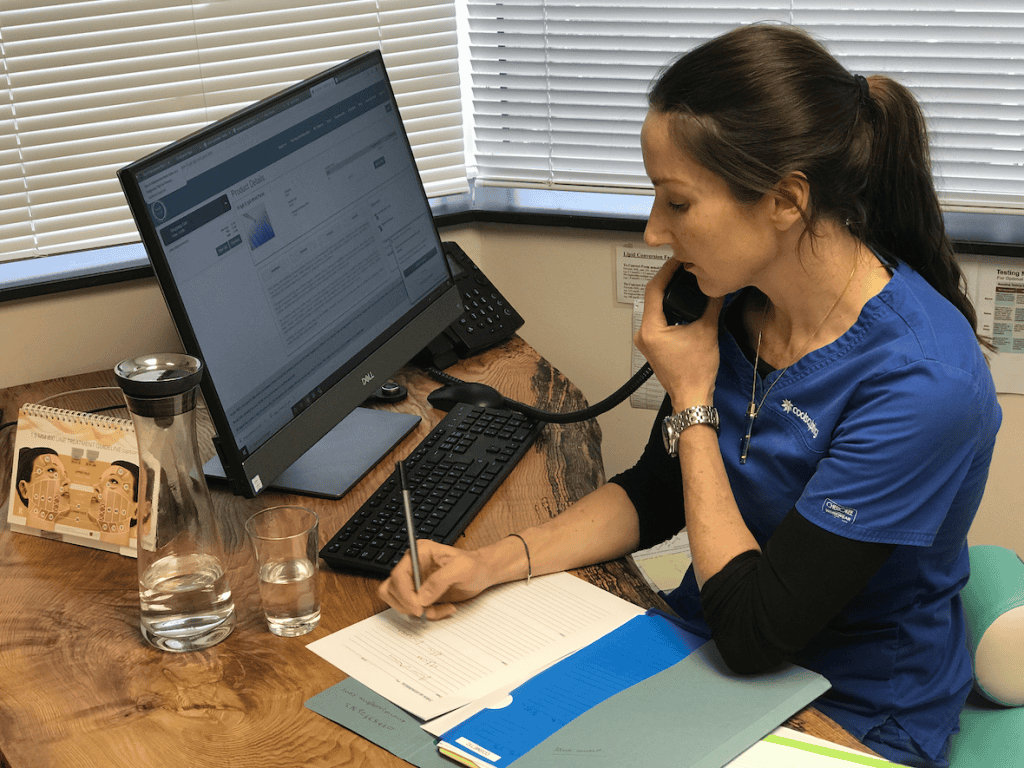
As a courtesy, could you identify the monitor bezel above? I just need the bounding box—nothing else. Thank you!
[117,49,462,498]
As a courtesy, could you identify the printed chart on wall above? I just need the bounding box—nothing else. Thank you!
[6,404,140,556]
[961,254,1024,394]
[615,244,673,410]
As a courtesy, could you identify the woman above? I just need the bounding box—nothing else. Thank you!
[380,24,1001,767]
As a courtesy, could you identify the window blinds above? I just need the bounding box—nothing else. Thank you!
[467,2,1024,213]
[0,0,464,264]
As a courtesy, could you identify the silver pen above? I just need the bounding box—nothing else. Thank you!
[397,460,422,595]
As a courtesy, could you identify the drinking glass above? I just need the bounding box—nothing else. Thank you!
[245,506,320,637]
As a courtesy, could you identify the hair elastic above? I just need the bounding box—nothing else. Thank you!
[508,532,532,584]
[853,73,871,107]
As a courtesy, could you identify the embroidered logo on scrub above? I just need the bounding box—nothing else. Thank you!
[823,498,857,524]
[782,399,819,438]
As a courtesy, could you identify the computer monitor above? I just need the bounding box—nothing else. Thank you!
[117,50,463,499]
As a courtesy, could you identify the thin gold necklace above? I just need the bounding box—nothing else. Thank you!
[739,259,859,464]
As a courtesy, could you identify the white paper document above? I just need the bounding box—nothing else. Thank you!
[630,528,692,593]
[630,298,669,410]
[614,244,672,303]
[306,572,644,721]
[960,253,1024,394]
[617,244,674,411]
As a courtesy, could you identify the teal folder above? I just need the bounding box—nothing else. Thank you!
[306,677,450,768]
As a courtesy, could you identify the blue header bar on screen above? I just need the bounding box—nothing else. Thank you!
[150,82,390,225]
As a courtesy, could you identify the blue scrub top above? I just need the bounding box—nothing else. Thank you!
[624,262,1002,759]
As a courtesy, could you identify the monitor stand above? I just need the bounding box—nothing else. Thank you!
[203,407,420,499]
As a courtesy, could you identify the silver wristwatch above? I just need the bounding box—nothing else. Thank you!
[662,405,720,457]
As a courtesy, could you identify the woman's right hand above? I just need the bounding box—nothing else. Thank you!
[635,260,723,413]
[377,540,496,620]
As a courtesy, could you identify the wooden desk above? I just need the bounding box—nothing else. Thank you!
[0,338,871,767]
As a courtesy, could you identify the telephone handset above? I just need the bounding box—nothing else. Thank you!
[417,241,525,370]
[662,266,709,325]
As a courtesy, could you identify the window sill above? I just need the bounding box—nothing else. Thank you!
[3,185,1022,303]
[0,243,154,302]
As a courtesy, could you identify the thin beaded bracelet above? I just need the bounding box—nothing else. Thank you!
[508,532,532,585]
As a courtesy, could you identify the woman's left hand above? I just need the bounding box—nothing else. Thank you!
[634,260,724,411]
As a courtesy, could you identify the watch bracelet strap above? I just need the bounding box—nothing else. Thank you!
[665,405,720,457]
[674,404,719,432]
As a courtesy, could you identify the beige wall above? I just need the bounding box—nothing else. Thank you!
[3,221,1021,551]
[1,277,183,389]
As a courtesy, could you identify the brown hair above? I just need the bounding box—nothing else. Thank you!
[648,23,988,348]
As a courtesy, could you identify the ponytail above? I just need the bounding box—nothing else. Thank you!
[858,76,988,348]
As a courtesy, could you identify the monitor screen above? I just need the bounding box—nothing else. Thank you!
[118,50,463,499]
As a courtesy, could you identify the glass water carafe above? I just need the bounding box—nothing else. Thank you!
[115,354,235,652]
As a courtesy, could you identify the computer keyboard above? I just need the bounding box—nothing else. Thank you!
[319,402,544,577]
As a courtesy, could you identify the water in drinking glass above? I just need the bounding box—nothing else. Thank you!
[258,557,319,636]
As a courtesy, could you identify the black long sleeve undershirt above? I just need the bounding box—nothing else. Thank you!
[699,509,895,674]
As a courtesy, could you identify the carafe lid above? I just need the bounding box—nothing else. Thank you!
[114,354,203,398]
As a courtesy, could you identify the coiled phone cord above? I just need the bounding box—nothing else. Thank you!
[425,363,656,425]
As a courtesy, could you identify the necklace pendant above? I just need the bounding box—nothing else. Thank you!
[740,431,752,464]
[740,408,756,465]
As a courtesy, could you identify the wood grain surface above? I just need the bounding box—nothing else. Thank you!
[0,337,876,766]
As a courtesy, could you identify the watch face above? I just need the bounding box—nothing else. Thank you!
[662,408,718,457]
[661,417,677,455]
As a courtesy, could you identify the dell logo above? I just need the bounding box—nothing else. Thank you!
[361,372,375,386]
